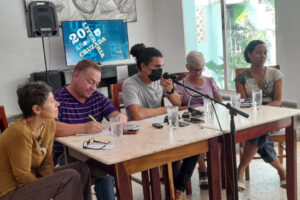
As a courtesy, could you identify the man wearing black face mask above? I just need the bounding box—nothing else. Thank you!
[122,43,181,120]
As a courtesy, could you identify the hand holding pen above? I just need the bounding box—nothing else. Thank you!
[81,115,107,134]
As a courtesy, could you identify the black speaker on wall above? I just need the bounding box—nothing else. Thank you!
[27,1,59,37]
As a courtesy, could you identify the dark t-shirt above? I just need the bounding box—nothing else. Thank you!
[53,86,117,163]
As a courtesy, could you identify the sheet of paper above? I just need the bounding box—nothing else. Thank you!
[141,114,166,124]
[76,128,110,136]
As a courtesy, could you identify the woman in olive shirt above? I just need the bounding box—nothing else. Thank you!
[0,82,91,200]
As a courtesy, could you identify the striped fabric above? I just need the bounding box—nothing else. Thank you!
[53,86,117,164]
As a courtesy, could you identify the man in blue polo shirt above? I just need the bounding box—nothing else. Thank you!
[54,59,127,200]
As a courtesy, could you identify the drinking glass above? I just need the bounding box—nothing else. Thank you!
[167,106,179,131]
[230,93,241,108]
[252,89,262,110]
[110,116,123,143]
[204,98,213,120]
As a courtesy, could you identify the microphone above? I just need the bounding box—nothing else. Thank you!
[162,72,180,80]
[188,106,203,116]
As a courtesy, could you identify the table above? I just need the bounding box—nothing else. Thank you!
[200,104,300,200]
[56,120,223,200]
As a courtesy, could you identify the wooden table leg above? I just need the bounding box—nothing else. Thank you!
[163,163,175,200]
[207,137,222,200]
[115,163,133,200]
[224,133,236,200]
[150,167,162,200]
[285,116,297,200]
[221,147,227,189]
[141,170,151,200]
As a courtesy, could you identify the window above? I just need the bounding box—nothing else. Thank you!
[183,0,276,90]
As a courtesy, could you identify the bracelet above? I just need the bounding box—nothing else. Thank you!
[166,87,175,94]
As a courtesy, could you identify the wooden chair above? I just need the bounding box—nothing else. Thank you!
[110,81,193,197]
[0,106,8,133]
[235,65,286,180]
[110,83,153,199]
[110,83,124,111]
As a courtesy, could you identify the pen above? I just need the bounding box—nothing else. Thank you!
[89,115,97,122]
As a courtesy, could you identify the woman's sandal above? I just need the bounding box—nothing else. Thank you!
[238,181,246,191]
[199,172,209,190]
[280,180,286,189]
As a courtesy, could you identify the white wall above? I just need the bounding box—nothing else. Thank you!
[153,0,186,74]
[1,0,299,115]
[0,0,158,115]
[276,0,300,107]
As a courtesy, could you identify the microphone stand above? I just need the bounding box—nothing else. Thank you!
[172,78,249,200]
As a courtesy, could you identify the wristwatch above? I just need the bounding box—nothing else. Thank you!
[166,87,175,94]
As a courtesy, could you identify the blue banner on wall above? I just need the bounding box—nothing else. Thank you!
[62,20,129,66]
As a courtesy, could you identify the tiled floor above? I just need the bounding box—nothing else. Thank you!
[93,141,300,200]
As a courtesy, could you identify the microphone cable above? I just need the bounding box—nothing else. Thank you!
[210,98,235,195]
[41,36,49,84]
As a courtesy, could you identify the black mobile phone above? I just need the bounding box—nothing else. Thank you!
[184,118,205,124]
[179,121,190,127]
[182,111,190,119]
[240,104,251,108]
[125,124,141,131]
[152,123,163,129]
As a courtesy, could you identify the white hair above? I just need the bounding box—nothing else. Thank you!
[186,51,205,66]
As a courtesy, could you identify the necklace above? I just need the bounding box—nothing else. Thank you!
[24,119,47,155]
[25,119,45,138]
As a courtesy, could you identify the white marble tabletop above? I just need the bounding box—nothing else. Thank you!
[56,120,222,165]
[197,104,300,133]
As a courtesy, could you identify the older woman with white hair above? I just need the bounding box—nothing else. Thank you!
[175,50,222,190]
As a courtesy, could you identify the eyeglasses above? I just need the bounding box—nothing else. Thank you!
[189,67,205,73]
[82,137,110,150]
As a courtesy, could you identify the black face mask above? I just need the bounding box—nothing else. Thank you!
[148,68,162,81]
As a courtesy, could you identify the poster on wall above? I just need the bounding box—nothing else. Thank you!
[24,0,137,22]
[61,20,130,66]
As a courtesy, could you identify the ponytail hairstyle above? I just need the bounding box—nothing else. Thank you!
[130,43,163,70]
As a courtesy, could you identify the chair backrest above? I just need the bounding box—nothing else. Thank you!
[110,81,167,111]
[110,83,124,111]
[235,65,280,90]
[0,106,8,133]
